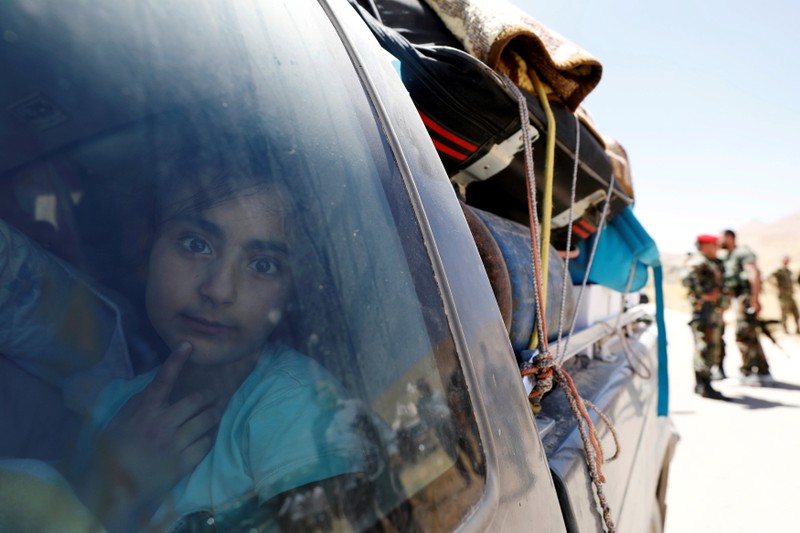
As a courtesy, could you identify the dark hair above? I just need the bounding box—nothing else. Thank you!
[151,132,295,230]
[722,229,736,239]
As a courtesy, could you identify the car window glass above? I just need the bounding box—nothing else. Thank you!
[0,0,485,530]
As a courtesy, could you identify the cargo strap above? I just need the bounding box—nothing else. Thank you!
[451,124,539,187]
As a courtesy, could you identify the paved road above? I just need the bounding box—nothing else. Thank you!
[663,308,800,532]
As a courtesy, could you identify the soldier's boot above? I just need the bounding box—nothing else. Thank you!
[693,372,705,394]
[695,373,727,400]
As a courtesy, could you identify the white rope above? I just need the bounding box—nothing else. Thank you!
[503,75,548,349]
[555,113,581,359]
[556,171,618,366]
[608,259,653,378]
[503,78,618,533]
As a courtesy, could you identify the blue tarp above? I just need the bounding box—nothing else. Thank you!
[569,207,670,416]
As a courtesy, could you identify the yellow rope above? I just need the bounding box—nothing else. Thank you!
[510,72,619,532]
[527,71,556,351]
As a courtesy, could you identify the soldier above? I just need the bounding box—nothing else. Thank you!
[711,249,731,380]
[682,234,726,399]
[769,256,800,334]
[719,229,772,385]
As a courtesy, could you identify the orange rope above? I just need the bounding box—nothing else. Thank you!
[520,354,554,400]
[523,360,607,481]
[503,73,617,531]
[559,368,606,482]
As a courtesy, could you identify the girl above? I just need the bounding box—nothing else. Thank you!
[68,133,374,531]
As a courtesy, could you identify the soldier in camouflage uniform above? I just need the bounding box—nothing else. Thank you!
[711,251,730,380]
[769,256,800,334]
[719,229,771,384]
[682,234,726,399]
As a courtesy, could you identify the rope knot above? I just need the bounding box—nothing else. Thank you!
[520,351,556,414]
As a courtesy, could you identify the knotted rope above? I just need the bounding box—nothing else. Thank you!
[504,72,619,533]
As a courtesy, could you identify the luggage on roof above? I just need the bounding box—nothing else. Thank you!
[350,0,633,250]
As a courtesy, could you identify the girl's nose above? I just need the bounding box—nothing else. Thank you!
[198,258,238,306]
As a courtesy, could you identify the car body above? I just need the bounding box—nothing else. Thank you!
[0,0,676,531]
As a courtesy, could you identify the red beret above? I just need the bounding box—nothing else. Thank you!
[696,234,718,243]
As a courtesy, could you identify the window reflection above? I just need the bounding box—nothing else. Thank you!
[0,0,485,531]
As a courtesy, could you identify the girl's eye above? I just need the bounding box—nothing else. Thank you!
[250,257,280,275]
[180,236,212,255]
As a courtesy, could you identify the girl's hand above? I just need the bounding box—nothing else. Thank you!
[80,341,221,528]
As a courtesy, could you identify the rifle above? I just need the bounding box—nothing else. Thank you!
[688,301,717,345]
[745,310,786,355]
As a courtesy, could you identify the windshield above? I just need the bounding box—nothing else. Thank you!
[0,0,485,531]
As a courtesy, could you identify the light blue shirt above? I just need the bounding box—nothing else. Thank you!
[89,343,370,526]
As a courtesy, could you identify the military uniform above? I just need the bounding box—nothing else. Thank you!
[770,266,799,333]
[712,255,730,377]
[722,246,770,377]
[683,252,724,388]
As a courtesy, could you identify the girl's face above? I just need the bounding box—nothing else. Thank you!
[145,184,292,366]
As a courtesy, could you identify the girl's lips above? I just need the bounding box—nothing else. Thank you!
[180,314,234,335]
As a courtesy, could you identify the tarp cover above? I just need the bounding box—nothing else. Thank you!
[569,206,670,416]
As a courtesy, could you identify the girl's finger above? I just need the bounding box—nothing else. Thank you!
[172,406,221,451]
[144,341,193,408]
[177,435,214,476]
[160,389,217,433]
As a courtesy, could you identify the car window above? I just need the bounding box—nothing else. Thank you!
[0,0,484,530]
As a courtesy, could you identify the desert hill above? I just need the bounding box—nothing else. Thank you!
[735,211,800,275]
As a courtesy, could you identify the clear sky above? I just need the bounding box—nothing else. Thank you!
[511,0,799,253]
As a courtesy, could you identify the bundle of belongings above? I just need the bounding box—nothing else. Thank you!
[349,0,669,415]
[349,0,634,250]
